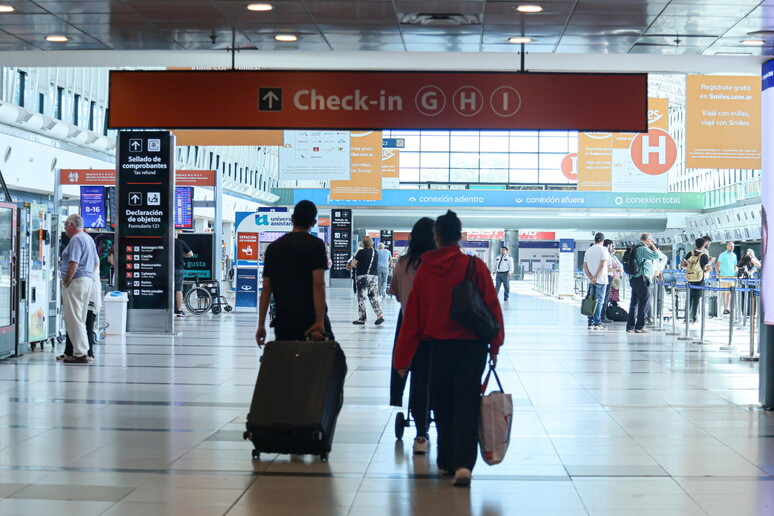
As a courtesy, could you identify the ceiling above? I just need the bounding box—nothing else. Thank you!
[0,0,773,55]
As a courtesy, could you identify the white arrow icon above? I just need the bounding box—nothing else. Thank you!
[130,193,141,204]
[262,91,279,108]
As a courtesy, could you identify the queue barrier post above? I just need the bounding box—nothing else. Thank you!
[741,291,760,362]
[693,285,712,346]
[654,280,666,332]
[678,283,693,341]
[665,282,680,336]
[720,285,736,351]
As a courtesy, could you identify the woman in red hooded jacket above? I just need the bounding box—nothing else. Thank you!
[394,210,504,487]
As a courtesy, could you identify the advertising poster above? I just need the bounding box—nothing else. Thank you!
[330,131,383,201]
[279,131,351,180]
[179,233,214,281]
[762,61,774,325]
[80,186,106,228]
[380,230,394,253]
[686,75,761,169]
[558,239,575,296]
[236,232,258,265]
[235,267,258,312]
[577,132,613,191]
[382,148,400,189]
[611,98,675,193]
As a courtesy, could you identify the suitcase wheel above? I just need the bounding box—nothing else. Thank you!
[320,452,328,462]
[395,412,406,440]
[243,431,252,441]
[251,449,260,461]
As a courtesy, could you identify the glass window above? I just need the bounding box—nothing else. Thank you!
[540,168,574,184]
[450,168,479,183]
[399,152,420,168]
[509,169,539,183]
[479,134,509,153]
[538,153,563,172]
[421,132,450,151]
[73,94,80,125]
[420,168,449,182]
[400,167,420,182]
[397,133,421,152]
[479,153,508,169]
[479,169,508,182]
[420,152,449,169]
[450,133,479,152]
[15,70,27,108]
[449,153,479,169]
[509,135,538,152]
[56,87,64,120]
[539,135,569,153]
[509,153,539,169]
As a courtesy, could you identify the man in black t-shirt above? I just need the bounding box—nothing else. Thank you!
[174,234,193,317]
[256,200,332,345]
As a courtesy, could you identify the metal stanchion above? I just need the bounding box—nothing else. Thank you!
[693,286,712,346]
[665,283,680,336]
[654,280,666,332]
[678,283,693,341]
[720,285,736,351]
[741,292,759,362]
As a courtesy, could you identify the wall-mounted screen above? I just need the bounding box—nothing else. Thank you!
[175,187,193,229]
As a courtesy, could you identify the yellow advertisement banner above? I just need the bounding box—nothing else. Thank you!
[330,131,383,201]
[648,97,669,131]
[577,132,613,191]
[172,130,283,146]
[686,75,761,169]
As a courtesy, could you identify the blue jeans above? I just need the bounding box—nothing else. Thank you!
[587,283,607,325]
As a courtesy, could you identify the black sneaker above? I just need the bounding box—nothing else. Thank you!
[175,311,187,318]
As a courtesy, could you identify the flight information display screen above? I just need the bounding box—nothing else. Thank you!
[174,187,193,229]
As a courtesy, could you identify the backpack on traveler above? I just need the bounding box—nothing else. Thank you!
[685,251,704,282]
[621,243,642,276]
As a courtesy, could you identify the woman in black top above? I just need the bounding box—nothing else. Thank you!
[348,236,384,325]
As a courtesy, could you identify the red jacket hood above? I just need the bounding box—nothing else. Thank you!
[419,246,466,276]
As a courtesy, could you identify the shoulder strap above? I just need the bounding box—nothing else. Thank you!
[367,248,375,271]
[466,255,476,282]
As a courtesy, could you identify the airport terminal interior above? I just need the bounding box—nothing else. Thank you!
[2,0,774,515]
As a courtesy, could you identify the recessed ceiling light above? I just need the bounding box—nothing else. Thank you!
[246,3,273,11]
[0,5,14,12]
[741,39,765,46]
[275,34,297,42]
[45,35,69,42]
[508,37,533,44]
[516,5,543,13]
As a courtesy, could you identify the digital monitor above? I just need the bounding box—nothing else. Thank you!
[175,187,193,229]
[80,186,106,229]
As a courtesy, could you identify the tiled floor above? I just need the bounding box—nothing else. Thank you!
[0,281,772,516]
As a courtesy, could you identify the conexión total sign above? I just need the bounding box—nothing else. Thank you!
[108,70,647,132]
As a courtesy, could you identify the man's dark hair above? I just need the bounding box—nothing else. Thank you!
[703,235,712,244]
[603,239,613,247]
[434,210,462,245]
[695,237,706,249]
[502,246,509,252]
[293,200,317,229]
[594,232,605,243]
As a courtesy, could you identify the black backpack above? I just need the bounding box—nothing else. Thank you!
[621,243,642,275]
[606,301,629,322]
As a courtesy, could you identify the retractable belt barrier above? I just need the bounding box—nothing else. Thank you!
[657,274,761,360]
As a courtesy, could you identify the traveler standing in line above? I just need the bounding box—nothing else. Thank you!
[394,210,504,487]
[681,238,712,324]
[702,235,716,268]
[716,242,738,315]
[583,232,610,330]
[494,246,514,301]
[59,214,99,364]
[389,217,436,455]
[645,242,669,324]
[174,232,194,317]
[625,233,661,334]
[376,243,393,299]
[349,236,385,325]
[602,239,621,320]
[256,200,332,345]
[738,249,762,316]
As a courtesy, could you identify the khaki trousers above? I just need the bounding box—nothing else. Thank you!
[63,277,91,357]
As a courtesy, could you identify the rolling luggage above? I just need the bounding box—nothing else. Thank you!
[708,295,718,318]
[244,339,347,461]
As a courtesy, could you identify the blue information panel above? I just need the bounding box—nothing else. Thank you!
[175,187,193,229]
[80,186,106,228]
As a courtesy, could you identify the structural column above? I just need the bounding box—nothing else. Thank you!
[504,230,520,280]
[759,60,774,409]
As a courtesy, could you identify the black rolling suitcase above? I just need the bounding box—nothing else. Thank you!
[244,340,347,461]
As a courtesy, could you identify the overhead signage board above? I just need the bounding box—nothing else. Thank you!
[61,169,216,187]
[520,232,556,241]
[80,186,106,229]
[174,186,194,229]
[380,230,394,253]
[686,75,761,170]
[330,209,352,279]
[292,189,705,211]
[279,131,351,180]
[108,70,648,132]
[116,131,175,333]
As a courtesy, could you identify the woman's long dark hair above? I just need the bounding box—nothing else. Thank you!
[402,217,436,271]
